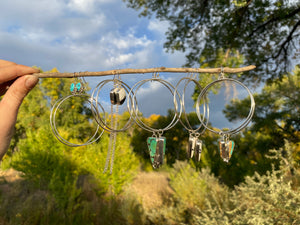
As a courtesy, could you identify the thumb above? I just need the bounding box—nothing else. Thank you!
[0,75,38,158]
[0,75,39,121]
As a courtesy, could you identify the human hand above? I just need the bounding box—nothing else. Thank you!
[0,60,39,160]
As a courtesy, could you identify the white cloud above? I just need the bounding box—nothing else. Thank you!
[148,19,170,37]
[0,0,186,72]
[67,0,96,14]
[0,0,191,119]
[100,32,153,51]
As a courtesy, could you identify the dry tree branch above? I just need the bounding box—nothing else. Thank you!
[33,65,256,78]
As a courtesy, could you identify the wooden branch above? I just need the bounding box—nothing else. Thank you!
[33,65,256,78]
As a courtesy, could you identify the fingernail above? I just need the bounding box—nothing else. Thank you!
[25,76,39,89]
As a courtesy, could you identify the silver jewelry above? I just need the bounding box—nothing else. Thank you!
[128,73,182,168]
[127,73,182,135]
[91,78,134,132]
[196,70,255,162]
[174,74,209,162]
[50,79,104,147]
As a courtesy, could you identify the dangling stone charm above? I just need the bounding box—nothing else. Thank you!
[219,137,235,163]
[110,87,126,105]
[188,136,195,158]
[147,136,166,169]
[187,134,203,162]
[76,82,82,92]
[194,139,202,162]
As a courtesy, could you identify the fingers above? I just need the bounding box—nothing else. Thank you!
[0,60,40,159]
[0,64,39,83]
[0,75,39,114]
[0,59,17,68]
[0,75,39,159]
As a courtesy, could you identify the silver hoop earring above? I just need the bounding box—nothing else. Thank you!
[128,72,182,168]
[91,78,134,133]
[196,70,255,162]
[50,79,104,147]
[174,74,209,162]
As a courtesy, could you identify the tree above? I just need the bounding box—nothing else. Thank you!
[218,66,300,183]
[124,0,300,83]
[224,66,299,149]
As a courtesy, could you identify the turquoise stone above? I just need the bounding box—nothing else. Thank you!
[76,82,81,91]
[147,137,166,168]
[147,137,156,164]
[70,83,75,92]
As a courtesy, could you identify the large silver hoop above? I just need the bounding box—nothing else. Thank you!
[50,94,104,147]
[127,76,182,135]
[91,79,135,132]
[196,78,255,136]
[174,75,209,135]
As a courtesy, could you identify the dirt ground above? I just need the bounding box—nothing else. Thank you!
[0,169,173,211]
[129,171,174,210]
[0,169,24,193]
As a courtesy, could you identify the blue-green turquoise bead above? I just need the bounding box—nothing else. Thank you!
[76,83,81,91]
[70,83,75,92]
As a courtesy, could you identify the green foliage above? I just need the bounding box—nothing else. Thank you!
[0,122,140,224]
[0,177,143,225]
[169,161,207,209]
[0,67,141,224]
[220,66,300,183]
[225,141,300,225]
[139,141,300,225]
[124,0,300,82]
[76,132,140,195]
[192,49,245,102]
[225,66,300,142]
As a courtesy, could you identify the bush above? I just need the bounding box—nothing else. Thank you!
[0,123,141,224]
[140,141,300,225]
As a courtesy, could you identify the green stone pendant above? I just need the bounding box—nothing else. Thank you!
[219,140,235,163]
[147,137,166,169]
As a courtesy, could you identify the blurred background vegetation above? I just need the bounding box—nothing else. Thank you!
[0,0,299,224]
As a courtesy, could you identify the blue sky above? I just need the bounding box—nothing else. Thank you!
[0,0,186,71]
[0,0,254,130]
[0,0,194,118]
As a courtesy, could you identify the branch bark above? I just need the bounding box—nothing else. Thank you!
[33,65,256,78]
[273,19,300,59]
[249,7,300,37]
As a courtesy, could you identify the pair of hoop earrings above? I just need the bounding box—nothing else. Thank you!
[50,76,135,149]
